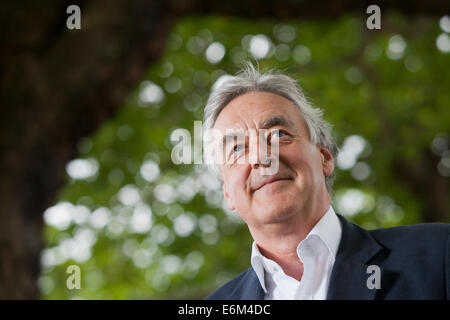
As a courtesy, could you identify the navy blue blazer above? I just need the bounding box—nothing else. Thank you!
[206,214,450,300]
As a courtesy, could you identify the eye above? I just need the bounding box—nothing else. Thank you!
[270,129,287,142]
[232,144,244,153]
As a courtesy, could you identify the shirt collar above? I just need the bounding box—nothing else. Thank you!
[251,243,268,292]
[250,205,342,293]
[306,205,341,259]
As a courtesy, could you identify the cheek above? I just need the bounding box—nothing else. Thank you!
[282,144,321,179]
[280,146,305,171]
[224,166,250,197]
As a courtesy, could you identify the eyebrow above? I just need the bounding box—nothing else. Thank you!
[260,115,294,130]
[220,115,295,147]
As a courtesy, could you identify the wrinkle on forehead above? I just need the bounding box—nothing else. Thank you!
[213,92,304,136]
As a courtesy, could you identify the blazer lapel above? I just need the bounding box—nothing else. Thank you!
[327,214,385,300]
[229,268,265,300]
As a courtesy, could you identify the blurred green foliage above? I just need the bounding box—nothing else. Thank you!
[40,12,449,299]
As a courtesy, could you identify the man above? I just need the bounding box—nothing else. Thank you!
[202,62,450,300]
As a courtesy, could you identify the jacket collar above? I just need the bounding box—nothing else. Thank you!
[228,268,265,300]
[326,214,386,300]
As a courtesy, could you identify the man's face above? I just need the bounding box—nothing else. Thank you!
[213,91,334,228]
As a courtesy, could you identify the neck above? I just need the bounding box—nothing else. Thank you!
[250,196,330,281]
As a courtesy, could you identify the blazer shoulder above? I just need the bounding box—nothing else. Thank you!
[370,222,450,238]
[205,268,253,300]
[369,222,450,253]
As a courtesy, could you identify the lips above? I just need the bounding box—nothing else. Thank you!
[253,176,292,191]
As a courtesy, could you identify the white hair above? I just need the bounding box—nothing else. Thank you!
[203,62,339,193]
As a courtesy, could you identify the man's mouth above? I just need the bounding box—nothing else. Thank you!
[254,177,292,191]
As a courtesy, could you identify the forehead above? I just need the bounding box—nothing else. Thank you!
[213,91,305,133]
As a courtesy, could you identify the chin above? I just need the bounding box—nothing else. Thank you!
[253,198,299,224]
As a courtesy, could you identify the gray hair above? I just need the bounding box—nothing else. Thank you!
[203,62,339,194]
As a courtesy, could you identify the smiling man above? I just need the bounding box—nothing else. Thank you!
[203,63,450,300]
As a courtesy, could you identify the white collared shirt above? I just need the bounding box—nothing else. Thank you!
[250,206,342,300]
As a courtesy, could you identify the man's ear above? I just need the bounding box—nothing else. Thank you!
[223,182,236,211]
[320,147,334,177]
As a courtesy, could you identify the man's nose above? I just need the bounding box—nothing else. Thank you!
[249,137,271,169]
